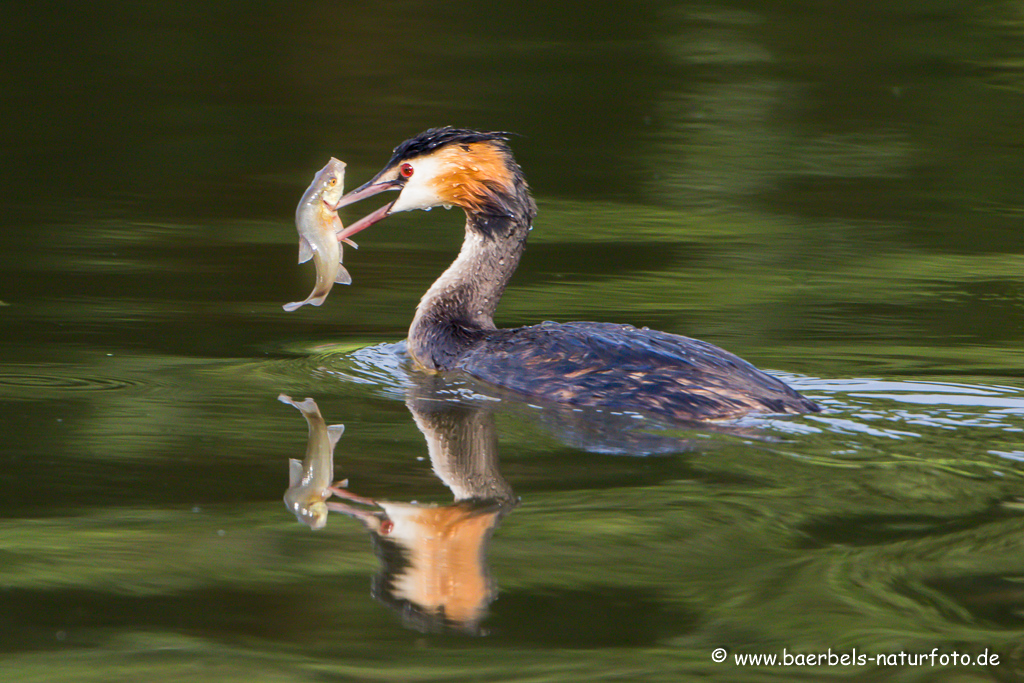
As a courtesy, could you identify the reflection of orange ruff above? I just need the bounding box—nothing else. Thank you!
[374,501,502,627]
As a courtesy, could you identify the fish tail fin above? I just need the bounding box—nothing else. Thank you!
[278,394,321,417]
[284,288,326,310]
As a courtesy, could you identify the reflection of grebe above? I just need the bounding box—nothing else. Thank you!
[336,127,819,422]
[371,392,515,634]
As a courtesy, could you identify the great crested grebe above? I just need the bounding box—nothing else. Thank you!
[335,127,819,421]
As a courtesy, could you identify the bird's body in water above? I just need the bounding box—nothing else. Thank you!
[335,127,819,421]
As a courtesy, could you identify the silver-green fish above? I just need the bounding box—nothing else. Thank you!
[284,158,354,311]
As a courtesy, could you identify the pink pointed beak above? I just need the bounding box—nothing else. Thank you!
[335,179,402,242]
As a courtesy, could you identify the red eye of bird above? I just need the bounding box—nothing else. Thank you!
[399,162,414,178]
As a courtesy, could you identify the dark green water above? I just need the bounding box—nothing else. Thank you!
[4,1,1024,680]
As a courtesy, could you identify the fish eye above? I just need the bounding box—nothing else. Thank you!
[328,177,337,186]
[399,163,414,178]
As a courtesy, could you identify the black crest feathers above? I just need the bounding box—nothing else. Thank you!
[386,127,512,167]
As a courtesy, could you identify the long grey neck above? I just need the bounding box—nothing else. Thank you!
[408,213,529,371]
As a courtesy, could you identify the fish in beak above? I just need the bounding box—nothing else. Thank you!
[284,158,356,312]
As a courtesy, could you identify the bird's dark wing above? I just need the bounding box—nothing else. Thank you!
[455,322,818,421]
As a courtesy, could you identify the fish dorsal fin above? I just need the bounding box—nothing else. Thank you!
[327,424,345,446]
[298,236,313,263]
[334,265,352,285]
[288,458,304,486]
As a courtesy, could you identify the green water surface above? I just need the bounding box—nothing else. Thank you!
[3,1,1024,681]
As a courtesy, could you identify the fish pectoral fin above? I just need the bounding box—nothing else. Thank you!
[327,424,345,446]
[297,236,314,263]
[288,458,304,487]
[334,265,352,285]
[333,220,358,249]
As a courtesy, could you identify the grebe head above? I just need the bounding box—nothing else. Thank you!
[336,127,526,241]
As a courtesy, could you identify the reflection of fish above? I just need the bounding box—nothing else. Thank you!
[278,394,345,529]
[283,158,355,311]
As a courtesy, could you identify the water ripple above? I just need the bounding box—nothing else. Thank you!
[792,377,1024,430]
[0,368,147,397]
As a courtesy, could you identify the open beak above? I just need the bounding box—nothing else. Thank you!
[334,178,402,242]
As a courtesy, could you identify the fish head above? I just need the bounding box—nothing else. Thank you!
[299,158,347,213]
[296,500,329,530]
[318,158,347,208]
